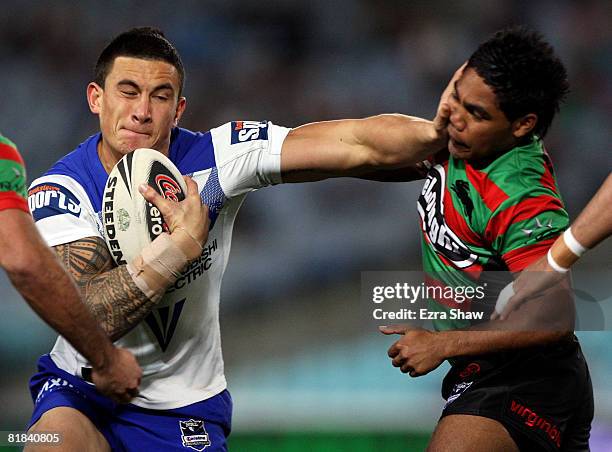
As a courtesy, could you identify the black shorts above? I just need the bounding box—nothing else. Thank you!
[441,336,593,451]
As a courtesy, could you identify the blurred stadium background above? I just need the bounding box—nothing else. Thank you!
[1,0,610,450]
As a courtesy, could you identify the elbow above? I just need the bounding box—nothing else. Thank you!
[3,251,39,286]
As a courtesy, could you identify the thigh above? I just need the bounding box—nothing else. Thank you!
[25,407,110,452]
[427,414,519,452]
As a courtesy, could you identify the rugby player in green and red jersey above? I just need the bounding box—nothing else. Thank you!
[0,134,142,404]
[381,28,593,451]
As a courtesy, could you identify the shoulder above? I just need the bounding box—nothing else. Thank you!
[487,139,556,198]
[28,174,92,222]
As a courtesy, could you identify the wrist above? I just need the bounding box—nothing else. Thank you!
[171,227,204,261]
[91,340,115,370]
[434,331,454,360]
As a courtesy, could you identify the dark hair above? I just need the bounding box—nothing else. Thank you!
[94,27,185,96]
[467,26,569,138]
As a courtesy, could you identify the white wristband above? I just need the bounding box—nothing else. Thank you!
[563,228,588,257]
[547,249,569,274]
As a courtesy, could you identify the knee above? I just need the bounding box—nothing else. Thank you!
[26,407,109,452]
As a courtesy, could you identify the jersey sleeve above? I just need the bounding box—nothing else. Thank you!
[485,187,569,272]
[28,175,101,247]
[209,121,290,198]
[0,137,29,213]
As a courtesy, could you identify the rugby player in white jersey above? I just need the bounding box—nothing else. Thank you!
[25,27,451,451]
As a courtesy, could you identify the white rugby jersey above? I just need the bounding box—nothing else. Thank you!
[28,121,290,409]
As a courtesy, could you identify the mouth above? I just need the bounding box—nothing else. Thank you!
[120,128,151,138]
[448,133,470,154]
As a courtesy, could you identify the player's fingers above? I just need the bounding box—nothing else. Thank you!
[400,362,414,374]
[392,354,406,368]
[433,103,451,133]
[387,343,400,358]
[379,325,407,335]
[139,183,173,214]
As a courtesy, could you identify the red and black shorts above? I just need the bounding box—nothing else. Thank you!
[441,336,593,451]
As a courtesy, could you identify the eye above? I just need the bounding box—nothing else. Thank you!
[121,90,137,97]
[154,95,169,101]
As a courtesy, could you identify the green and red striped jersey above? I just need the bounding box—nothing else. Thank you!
[0,135,28,213]
[417,137,568,330]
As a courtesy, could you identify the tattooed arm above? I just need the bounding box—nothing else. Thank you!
[53,176,210,341]
[54,237,157,341]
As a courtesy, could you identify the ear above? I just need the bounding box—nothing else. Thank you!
[87,82,103,114]
[512,113,537,139]
[173,97,187,126]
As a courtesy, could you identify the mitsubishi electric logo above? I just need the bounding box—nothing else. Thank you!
[417,164,478,269]
[145,298,186,352]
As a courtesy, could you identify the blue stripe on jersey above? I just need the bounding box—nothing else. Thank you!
[43,128,219,213]
[199,167,226,229]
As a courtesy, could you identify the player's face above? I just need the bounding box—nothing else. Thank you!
[447,68,532,161]
[87,56,186,170]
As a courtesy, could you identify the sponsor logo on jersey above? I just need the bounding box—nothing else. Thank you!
[28,183,82,221]
[168,239,219,292]
[230,120,268,144]
[179,419,211,451]
[417,165,478,268]
[145,298,186,352]
[508,399,562,447]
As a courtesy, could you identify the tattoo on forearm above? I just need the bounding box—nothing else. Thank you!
[54,237,157,340]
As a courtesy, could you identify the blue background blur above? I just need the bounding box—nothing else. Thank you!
[1,0,610,449]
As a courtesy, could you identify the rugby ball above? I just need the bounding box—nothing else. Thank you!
[102,148,187,266]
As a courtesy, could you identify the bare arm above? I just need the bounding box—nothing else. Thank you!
[0,209,141,401]
[281,113,448,183]
[54,236,156,341]
[279,65,466,184]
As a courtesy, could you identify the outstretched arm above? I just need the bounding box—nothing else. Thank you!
[280,65,464,183]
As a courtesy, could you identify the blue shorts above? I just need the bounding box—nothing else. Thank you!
[28,355,232,452]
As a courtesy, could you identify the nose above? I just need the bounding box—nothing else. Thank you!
[449,103,466,132]
[132,96,152,124]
